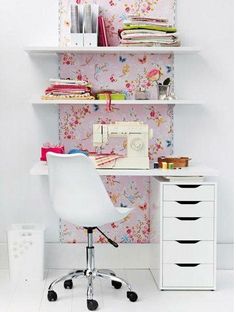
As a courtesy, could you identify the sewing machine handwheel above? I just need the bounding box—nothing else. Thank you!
[130,138,143,151]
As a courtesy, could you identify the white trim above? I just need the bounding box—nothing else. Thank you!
[0,242,233,270]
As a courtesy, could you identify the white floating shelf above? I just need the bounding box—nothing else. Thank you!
[30,161,218,177]
[31,99,204,106]
[25,46,200,55]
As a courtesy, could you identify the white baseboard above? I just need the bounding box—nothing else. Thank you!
[0,243,233,270]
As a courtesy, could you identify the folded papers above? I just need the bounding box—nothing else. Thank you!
[89,154,123,168]
[119,15,180,47]
[42,79,95,100]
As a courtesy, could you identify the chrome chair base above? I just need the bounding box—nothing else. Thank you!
[47,228,138,310]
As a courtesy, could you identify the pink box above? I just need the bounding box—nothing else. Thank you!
[40,146,64,161]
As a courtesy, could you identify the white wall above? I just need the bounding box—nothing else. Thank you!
[0,0,59,242]
[0,1,234,267]
[175,0,234,248]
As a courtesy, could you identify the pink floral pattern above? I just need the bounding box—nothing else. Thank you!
[59,0,176,46]
[60,53,174,99]
[58,0,175,243]
[59,104,173,157]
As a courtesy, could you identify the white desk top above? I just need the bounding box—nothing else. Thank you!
[30,161,218,177]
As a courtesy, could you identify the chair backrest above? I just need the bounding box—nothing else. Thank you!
[47,153,120,227]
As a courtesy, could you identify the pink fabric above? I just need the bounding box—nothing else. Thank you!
[40,146,64,161]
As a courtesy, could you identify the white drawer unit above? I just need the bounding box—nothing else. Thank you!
[163,241,214,263]
[163,201,214,217]
[150,177,217,290]
[163,184,215,201]
[163,217,214,240]
[162,264,214,288]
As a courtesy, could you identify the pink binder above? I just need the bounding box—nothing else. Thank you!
[98,16,108,46]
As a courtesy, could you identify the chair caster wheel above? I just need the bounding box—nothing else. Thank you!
[64,279,73,289]
[127,291,138,302]
[47,290,57,302]
[87,299,98,311]
[112,280,122,289]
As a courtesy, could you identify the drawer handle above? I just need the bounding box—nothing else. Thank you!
[176,263,200,267]
[176,217,200,221]
[176,240,200,244]
[176,185,201,188]
[176,201,201,205]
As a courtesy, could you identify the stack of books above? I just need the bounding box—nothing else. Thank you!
[119,15,180,47]
[42,79,95,100]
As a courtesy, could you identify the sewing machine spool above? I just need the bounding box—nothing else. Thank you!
[158,157,191,169]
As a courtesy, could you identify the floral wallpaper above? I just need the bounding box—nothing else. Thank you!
[58,0,175,243]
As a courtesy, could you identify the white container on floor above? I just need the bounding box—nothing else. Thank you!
[7,224,45,282]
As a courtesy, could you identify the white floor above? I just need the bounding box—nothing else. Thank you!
[0,269,233,312]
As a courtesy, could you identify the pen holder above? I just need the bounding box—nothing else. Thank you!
[158,85,169,100]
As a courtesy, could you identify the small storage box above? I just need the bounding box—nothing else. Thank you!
[96,93,126,100]
[8,224,45,282]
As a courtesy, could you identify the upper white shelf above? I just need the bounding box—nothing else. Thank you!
[31,99,204,106]
[30,161,218,177]
[25,46,200,55]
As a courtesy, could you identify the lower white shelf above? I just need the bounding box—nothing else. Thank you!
[30,161,218,177]
[31,99,204,106]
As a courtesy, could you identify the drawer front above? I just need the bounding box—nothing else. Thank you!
[163,241,214,263]
[163,264,214,288]
[163,217,214,240]
[163,184,215,201]
[163,201,214,217]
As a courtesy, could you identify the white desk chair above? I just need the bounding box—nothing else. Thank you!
[47,153,138,311]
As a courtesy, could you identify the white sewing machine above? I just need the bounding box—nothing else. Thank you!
[92,121,153,169]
